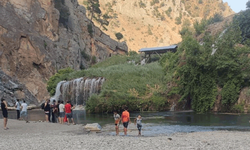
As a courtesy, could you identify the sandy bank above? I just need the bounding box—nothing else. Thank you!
[0,119,250,150]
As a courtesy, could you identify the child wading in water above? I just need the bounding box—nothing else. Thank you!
[113,111,120,135]
[134,115,142,136]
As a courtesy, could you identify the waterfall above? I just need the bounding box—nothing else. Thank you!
[52,77,105,105]
[50,81,66,101]
[211,28,228,55]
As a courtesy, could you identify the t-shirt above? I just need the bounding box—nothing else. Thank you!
[16,102,20,110]
[121,110,130,122]
[59,104,65,112]
[44,103,50,111]
[114,114,120,124]
[136,118,142,125]
[114,114,120,120]
[21,103,28,112]
[64,103,71,113]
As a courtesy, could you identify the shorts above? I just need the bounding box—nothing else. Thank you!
[20,111,27,117]
[123,122,129,128]
[137,124,142,131]
[45,111,49,115]
[59,112,65,118]
[66,113,72,119]
[2,110,8,118]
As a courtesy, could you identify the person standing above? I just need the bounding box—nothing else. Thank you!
[121,106,130,135]
[50,100,57,123]
[44,99,50,122]
[59,100,65,124]
[64,101,75,125]
[15,99,21,120]
[134,115,142,136]
[20,100,29,123]
[113,110,120,135]
[1,98,8,130]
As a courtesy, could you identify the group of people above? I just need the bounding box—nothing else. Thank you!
[2,97,142,135]
[42,99,75,125]
[113,106,142,136]
[1,98,29,130]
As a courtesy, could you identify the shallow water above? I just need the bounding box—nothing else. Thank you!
[2,110,250,136]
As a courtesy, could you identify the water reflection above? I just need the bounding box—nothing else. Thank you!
[2,110,250,135]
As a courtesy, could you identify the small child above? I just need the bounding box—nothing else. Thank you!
[113,111,120,135]
[134,115,142,136]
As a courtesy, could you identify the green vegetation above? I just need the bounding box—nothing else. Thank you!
[233,6,250,43]
[193,13,224,36]
[81,50,90,61]
[161,22,250,112]
[47,54,167,113]
[115,32,123,41]
[150,0,159,6]
[85,56,167,113]
[87,24,93,37]
[139,0,146,8]
[85,0,101,21]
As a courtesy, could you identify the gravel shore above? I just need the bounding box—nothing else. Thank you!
[1,119,250,150]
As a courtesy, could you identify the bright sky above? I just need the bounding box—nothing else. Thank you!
[223,0,249,13]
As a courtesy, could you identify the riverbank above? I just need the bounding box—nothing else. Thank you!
[1,119,250,149]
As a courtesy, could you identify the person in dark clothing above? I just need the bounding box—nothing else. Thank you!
[1,98,8,130]
[44,99,50,122]
[51,100,57,123]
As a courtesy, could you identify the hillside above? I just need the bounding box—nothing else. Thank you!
[78,0,234,51]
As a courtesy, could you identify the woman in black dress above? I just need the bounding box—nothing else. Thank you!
[1,98,8,130]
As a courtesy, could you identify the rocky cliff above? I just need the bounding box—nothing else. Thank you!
[79,0,234,52]
[0,0,128,105]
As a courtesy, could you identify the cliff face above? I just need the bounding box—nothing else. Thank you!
[0,0,128,104]
[79,0,234,52]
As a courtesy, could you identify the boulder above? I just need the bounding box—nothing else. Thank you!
[84,123,102,131]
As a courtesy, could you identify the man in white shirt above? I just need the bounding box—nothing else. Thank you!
[59,100,65,124]
[20,100,29,123]
[15,99,21,120]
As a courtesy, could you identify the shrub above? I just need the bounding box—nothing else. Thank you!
[87,24,93,37]
[115,32,123,41]
[81,50,90,61]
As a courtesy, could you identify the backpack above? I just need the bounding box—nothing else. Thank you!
[41,103,45,110]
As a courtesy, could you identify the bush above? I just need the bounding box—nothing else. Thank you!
[160,24,250,112]
[115,32,123,41]
[81,50,90,61]
[87,24,93,37]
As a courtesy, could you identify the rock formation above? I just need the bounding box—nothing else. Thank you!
[0,0,128,105]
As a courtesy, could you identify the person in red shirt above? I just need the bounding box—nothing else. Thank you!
[121,106,130,135]
[64,101,75,125]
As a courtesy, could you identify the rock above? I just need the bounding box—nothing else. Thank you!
[0,0,128,105]
[84,123,102,131]
[27,104,38,110]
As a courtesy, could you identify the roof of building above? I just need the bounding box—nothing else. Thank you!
[138,45,178,54]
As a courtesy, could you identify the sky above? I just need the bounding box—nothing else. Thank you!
[223,0,249,13]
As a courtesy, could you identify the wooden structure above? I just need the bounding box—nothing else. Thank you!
[138,45,178,63]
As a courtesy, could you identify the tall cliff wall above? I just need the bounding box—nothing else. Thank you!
[0,0,128,105]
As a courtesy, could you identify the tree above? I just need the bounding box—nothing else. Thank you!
[247,1,250,9]
[86,0,101,21]
[98,13,110,31]
[115,32,123,41]
[233,8,250,42]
